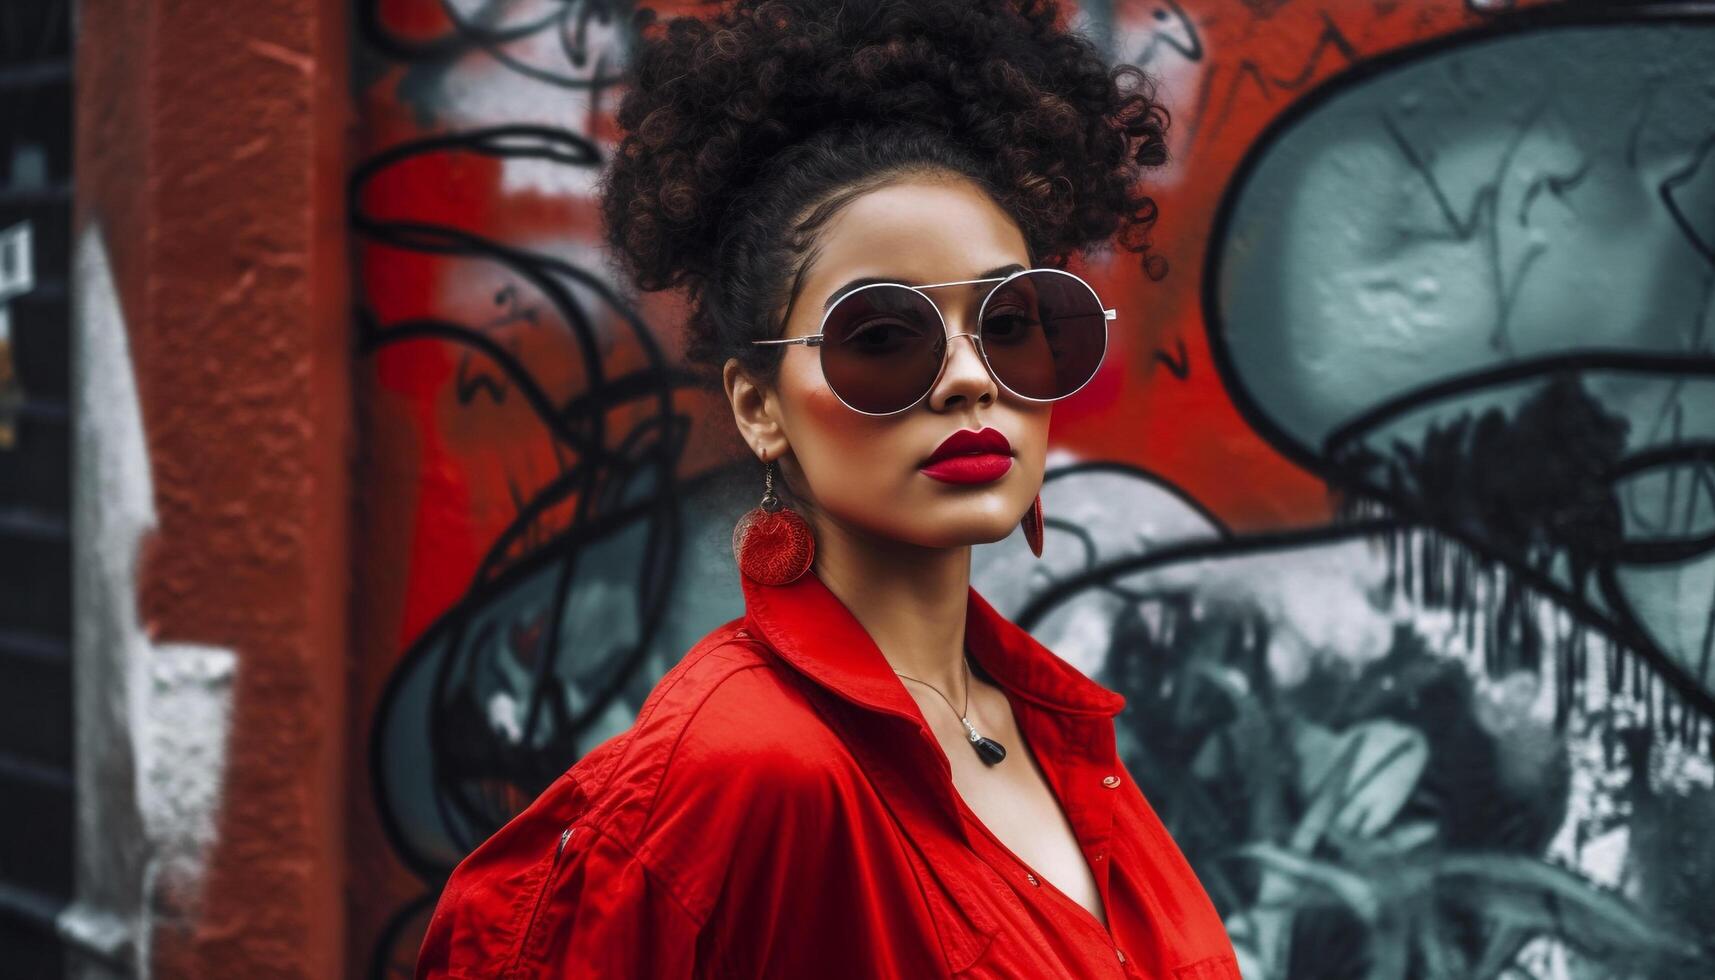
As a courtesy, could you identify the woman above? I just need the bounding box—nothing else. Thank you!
[417,0,1239,976]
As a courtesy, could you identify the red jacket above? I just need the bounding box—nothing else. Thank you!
[416,569,1240,979]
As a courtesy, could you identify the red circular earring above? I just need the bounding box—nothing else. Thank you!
[733,453,815,585]
[1021,493,1044,558]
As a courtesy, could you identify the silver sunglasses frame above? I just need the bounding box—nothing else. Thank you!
[750,267,1117,417]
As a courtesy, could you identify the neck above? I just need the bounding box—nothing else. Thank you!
[806,508,972,700]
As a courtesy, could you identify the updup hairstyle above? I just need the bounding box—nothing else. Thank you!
[597,0,1172,389]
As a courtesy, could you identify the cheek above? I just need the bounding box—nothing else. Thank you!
[798,382,888,472]
[782,370,912,492]
[801,379,860,433]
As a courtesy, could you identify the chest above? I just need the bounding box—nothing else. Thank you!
[760,672,1238,979]
[920,686,1109,928]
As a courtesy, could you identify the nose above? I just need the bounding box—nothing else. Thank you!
[926,325,998,412]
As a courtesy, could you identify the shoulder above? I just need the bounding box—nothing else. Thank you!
[574,623,854,847]
[416,624,854,974]
[557,625,859,919]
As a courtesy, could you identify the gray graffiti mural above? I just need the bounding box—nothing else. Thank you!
[1200,14,1715,978]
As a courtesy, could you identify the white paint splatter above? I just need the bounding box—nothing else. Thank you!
[62,223,238,977]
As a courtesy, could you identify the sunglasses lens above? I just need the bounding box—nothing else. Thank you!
[820,285,945,414]
[979,270,1107,400]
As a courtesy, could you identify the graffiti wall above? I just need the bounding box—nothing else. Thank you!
[350,1,1715,975]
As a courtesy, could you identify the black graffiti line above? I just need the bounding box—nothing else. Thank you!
[1200,0,1715,483]
[1015,517,1397,632]
[1200,13,1361,148]
[362,319,706,561]
[350,209,666,373]
[1625,394,1684,531]
[1322,349,1715,457]
[1004,457,1238,612]
[356,14,694,958]
[456,344,520,405]
[474,421,691,590]
[1659,127,1715,268]
[1018,511,1715,725]
[504,474,539,555]
[1379,98,1571,353]
[353,127,685,567]
[558,0,627,72]
[368,890,438,979]
[445,9,629,90]
[556,365,707,422]
[350,140,681,516]
[1695,273,1714,352]
[1700,560,1715,694]
[1133,0,1203,67]
[1271,12,1362,90]
[455,285,546,404]
[350,127,603,194]
[422,581,485,859]
[1601,439,1715,563]
[1596,558,1715,702]
[353,206,678,472]
[369,460,691,877]
[349,129,658,397]
[1153,336,1190,379]
[1623,385,1702,537]
[358,0,543,63]
[1624,79,1662,172]
[1518,156,1592,226]
[1043,458,1236,538]
[359,317,601,455]
[1182,59,1221,149]
[358,0,631,91]
[518,537,582,743]
[355,206,689,789]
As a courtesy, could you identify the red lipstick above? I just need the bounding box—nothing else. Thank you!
[919,427,1014,485]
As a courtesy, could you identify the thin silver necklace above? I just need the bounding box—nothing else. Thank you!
[892,652,1008,766]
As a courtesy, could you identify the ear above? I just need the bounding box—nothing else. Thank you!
[723,357,788,461]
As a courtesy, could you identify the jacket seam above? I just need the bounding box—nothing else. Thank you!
[578,636,756,809]
[1171,952,1243,978]
[591,820,709,930]
[501,821,708,974]
[577,652,775,926]
[633,657,775,843]
[773,665,992,974]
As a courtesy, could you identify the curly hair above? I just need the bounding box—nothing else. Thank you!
[596,0,1171,385]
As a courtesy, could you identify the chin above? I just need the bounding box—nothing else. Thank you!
[929,510,1023,548]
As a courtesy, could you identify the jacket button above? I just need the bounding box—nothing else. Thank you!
[1102,775,1121,788]
[1024,873,1039,886]
[1116,947,1126,963]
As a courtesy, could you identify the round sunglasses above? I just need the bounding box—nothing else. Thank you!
[751,267,1115,416]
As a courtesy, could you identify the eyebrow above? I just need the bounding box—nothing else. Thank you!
[819,263,1028,315]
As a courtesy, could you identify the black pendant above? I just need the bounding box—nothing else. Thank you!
[971,735,1007,766]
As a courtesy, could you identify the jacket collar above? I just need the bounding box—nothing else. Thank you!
[739,569,1126,725]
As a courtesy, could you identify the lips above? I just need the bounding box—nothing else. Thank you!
[920,427,1014,485]
[924,426,1013,464]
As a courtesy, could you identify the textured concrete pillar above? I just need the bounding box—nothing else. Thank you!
[70,0,354,975]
